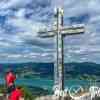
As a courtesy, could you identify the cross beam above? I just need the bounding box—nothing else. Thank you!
[38,8,85,93]
[38,25,85,37]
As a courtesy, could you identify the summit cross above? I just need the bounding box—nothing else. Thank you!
[38,8,85,94]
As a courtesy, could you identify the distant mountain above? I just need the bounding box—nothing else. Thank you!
[0,62,100,80]
[64,62,100,80]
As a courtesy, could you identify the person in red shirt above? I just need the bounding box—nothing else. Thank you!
[5,70,16,97]
[9,87,24,100]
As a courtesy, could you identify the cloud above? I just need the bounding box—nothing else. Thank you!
[0,0,100,63]
[0,0,32,9]
[0,51,54,63]
[59,0,100,63]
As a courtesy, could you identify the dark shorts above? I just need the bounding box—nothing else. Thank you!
[7,84,15,94]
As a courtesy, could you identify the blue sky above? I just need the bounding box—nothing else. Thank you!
[0,0,100,63]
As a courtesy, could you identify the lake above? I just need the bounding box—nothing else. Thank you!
[0,78,99,91]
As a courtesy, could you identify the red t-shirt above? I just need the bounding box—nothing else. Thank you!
[5,72,16,86]
[9,88,23,100]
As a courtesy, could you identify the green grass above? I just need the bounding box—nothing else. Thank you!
[0,85,50,100]
[20,86,37,100]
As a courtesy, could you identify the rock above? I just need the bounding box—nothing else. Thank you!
[35,95,71,100]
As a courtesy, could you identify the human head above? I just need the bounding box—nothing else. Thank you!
[6,69,14,74]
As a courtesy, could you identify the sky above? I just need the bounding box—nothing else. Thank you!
[0,0,100,63]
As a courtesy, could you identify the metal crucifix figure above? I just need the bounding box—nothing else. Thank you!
[38,7,85,95]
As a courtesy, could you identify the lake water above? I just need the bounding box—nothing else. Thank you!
[0,78,99,91]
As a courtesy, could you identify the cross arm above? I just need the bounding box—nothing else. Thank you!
[38,24,85,37]
[61,25,85,36]
[38,31,55,37]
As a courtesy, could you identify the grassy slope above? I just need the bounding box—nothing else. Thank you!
[0,85,49,100]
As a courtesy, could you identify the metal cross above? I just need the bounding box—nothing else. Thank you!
[38,8,85,93]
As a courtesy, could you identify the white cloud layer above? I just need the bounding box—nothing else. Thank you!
[0,0,100,63]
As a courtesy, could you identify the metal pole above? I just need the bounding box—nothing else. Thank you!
[57,8,64,91]
[54,9,59,91]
